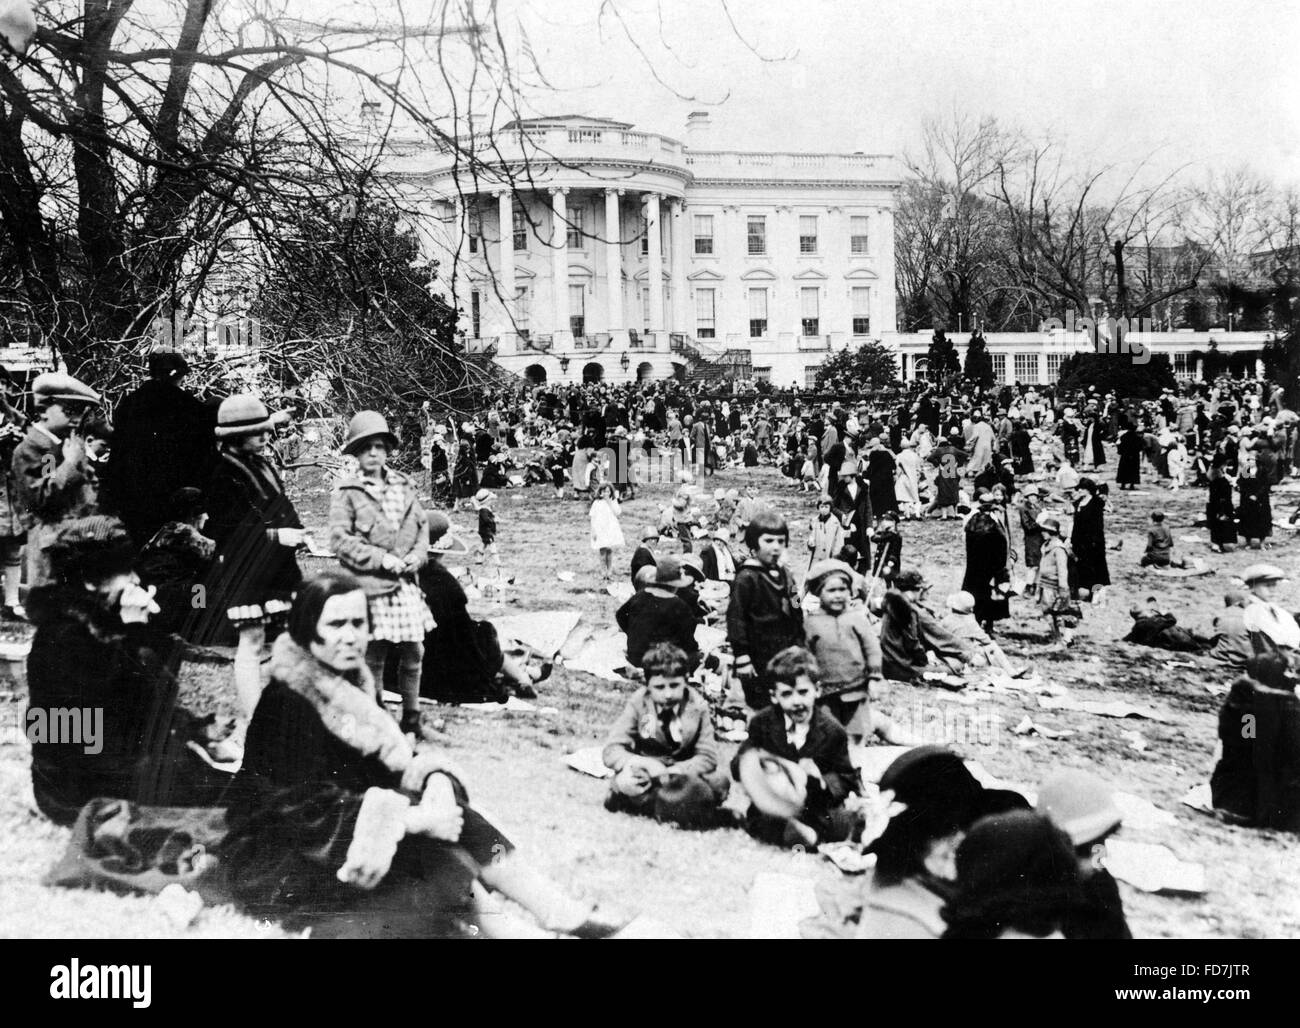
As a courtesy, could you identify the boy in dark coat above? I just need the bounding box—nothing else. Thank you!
[731,647,860,849]
[615,555,699,668]
[727,510,804,708]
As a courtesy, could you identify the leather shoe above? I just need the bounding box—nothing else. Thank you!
[568,905,634,940]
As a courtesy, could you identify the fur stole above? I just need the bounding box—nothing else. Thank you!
[266,634,452,794]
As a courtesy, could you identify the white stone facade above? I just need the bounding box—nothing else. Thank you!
[383,115,902,386]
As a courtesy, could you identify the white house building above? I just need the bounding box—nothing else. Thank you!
[382,113,902,386]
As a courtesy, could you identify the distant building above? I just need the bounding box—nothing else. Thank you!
[384,113,902,386]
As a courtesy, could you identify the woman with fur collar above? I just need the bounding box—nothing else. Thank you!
[26,516,234,825]
[223,570,631,938]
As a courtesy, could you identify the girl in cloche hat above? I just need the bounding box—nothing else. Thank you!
[329,411,434,738]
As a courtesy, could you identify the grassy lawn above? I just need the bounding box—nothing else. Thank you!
[1,458,1298,938]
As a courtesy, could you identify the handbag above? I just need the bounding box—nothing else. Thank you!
[1050,595,1083,620]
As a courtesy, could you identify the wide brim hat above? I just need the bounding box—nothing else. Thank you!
[640,524,661,542]
[1242,563,1285,585]
[215,394,277,438]
[1036,512,1062,534]
[654,773,720,829]
[737,749,807,821]
[679,554,706,583]
[654,555,691,589]
[838,460,858,476]
[473,489,496,505]
[342,410,399,456]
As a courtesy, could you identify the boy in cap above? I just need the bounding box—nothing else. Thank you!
[12,371,103,588]
[601,642,730,828]
[731,646,860,850]
[728,510,804,708]
[614,555,699,669]
[1241,564,1300,660]
[1036,770,1132,939]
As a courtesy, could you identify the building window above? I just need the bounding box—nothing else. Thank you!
[1046,353,1063,380]
[805,366,821,389]
[468,210,482,253]
[471,290,481,338]
[695,288,716,339]
[800,287,820,337]
[747,215,766,256]
[799,215,818,255]
[851,287,871,336]
[640,215,649,256]
[748,288,768,338]
[566,208,584,250]
[850,215,870,255]
[569,283,585,338]
[753,366,772,384]
[1013,353,1037,382]
[1173,351,1190,378]
[992,353,1007,384]
[693,215,714,255]
[515,286,530,339]
[513,208,527,251]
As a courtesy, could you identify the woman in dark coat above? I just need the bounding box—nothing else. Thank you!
[428,433,451,508]
[223,571,627,938]
[452,440,479,500]
[205,396,305,718]
[1207,462,1238,552]
[1115,420,1142,489]
[1009,420,1034,476]
[1069,478,1110,599]
[27,516,233,826]
[1236,454,1272,549]
[1057,416,1081,467]
[962,501,1011,630]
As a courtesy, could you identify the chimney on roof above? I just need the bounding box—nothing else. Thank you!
[686,111,711,148]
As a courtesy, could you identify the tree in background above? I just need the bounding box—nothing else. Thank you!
[1057,352,1176,399]
[814,341,899,390]
[926,328,962,388]
[963,329,995,389]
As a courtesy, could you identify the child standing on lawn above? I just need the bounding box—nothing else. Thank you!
[727,510,804,709]
[589,482,625,583]
[473,488,503,580]
[730,647,861,850]
[601,642,731,828]
[802,560,910,745]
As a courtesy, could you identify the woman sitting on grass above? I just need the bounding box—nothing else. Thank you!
[222,570,630,939]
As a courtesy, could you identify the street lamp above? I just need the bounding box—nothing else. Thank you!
[620,351,630,371]
[559,356,570,374]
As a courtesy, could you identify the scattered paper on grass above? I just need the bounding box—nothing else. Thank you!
[1150,559,1213,578]
[556,571,575,582]
[1182,783,1215,814]
[1114,791,1177,830]
[565,746,614,779]
[1106,840,1206,895]
[1122,730,1148,752]
[605,582,634,602]
[1037,694,1172,722]
[1011,716,1075,740]
[1177,535,1206,544]
[493,610,583,658]
[749,872,821,939]
[566,632,633,682]
[458,697,558,715]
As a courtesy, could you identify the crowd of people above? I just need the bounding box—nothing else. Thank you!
[11,354,1300,938]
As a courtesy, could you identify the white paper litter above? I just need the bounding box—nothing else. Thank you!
[1037,694,1172,722]
[492,610,583,658]
[1121,730,1148,752]
[1113,791,1178,830]
[748,872,821,939]
[1011,716,1075,740]
[564,746,614,779]
[556,571,575,582]
[566,632,634,682]
[1181,782,1215,814]
[1106,839,1206,894]
[458,696,558,715]
[606,582,634,602]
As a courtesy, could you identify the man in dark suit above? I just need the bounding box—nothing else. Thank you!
[731,647,860,848]
[830,459,873,572]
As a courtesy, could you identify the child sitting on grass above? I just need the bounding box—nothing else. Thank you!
[1139,510,1187,568]
[803,560,912,745]
[615,555,699,669]
[731,647,861,851]
[940,591,1030,676]
[601,642,731,828]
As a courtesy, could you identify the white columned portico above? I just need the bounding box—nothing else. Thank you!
[670,198,689,335]
[878,205,898,334]
[550,187,570,340]
[496,191,517,337]
[644,192,665,333]
[604,189,624,334]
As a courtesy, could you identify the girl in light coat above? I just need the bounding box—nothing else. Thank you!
[589,483,625,582]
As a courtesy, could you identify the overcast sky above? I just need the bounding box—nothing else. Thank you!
[486,0,1299,185]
